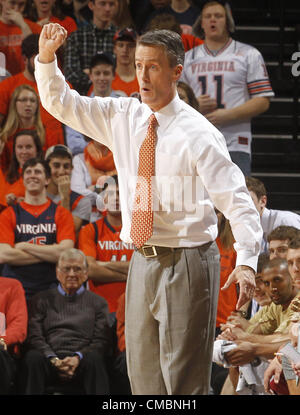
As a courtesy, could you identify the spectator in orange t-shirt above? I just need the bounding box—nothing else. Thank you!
[25,0,77,68]
[78,175,134,314]
[0,0,42,75]
[25,0,77,33]
[111,28,140,98]
[0,129,43,208]
[0,34,65,146]
[87,28,140,99]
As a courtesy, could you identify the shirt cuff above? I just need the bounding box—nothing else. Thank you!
[35,55,58,79]
[235,249,259,272]
[75,352,83,360]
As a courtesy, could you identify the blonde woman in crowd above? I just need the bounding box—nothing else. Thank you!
[0,84,45,172]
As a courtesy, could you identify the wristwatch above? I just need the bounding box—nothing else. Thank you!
[236,310,247,318]
[50,357,60,365]
[0,337,6,351]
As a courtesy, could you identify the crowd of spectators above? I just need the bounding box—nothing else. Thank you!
[0,0,300,396]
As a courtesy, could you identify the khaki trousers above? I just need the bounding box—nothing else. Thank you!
[125,242,220,395]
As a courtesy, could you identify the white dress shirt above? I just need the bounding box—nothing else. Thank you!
[35,57,262,270]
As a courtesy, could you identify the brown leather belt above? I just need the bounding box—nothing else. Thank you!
[135,245,178,258]
[135,242,213,258]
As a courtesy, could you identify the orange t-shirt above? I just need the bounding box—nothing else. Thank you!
[0,166,25,209]
[111,73,139,98]
[216,237,238,327]
[46,16,77,35]
[0,198,75,246]
[0,175,25,207]
[78,217,134,313]
[0,19,42,75]
[181,33,203,52]
[87,74,140,98]
[0,73,64,148]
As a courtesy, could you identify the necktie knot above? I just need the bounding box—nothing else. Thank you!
[149,114,158,129]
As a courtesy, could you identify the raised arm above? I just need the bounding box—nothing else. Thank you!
[36,23,116,148]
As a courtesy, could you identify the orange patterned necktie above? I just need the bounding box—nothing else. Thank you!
[130,114,158,248]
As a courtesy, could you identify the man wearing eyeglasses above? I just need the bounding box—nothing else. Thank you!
[19,248,112,395]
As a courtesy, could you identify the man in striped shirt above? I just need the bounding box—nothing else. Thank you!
[63,0,118,94]
[181,0,274,175]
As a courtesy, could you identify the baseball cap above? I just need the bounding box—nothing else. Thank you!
[113,28,138,42]
[45,144,73,161]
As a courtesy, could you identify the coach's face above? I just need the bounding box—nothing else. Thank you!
[135,44,182,112]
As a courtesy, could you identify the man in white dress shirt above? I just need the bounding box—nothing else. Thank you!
[35,23,262,395]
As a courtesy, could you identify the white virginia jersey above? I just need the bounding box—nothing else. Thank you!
[181,38,274,154]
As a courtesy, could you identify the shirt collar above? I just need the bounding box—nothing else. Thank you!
[139,93,183,133]
[57,284,85,297]
[154,93,182,133]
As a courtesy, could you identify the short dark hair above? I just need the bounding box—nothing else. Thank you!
[288,237,300,250]
[90,52,116,73]
[137,29,185,67]
[45,144,73,163]
[262,257,289,274]
[257,253,269,274]
[245,176,267,200]
[267,226,300,243]
[102,174,119,192]
[22,158,51,179]
[177,81,200,111]
[21,34,39,59]
[146,13,182,35]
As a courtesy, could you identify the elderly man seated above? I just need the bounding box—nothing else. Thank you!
[20,248,112,395]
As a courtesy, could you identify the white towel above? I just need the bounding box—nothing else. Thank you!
[213,339,271,395]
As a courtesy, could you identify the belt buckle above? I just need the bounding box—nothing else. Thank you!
[141,245,157,258]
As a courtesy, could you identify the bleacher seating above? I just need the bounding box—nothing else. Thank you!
[230,0,300,213]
